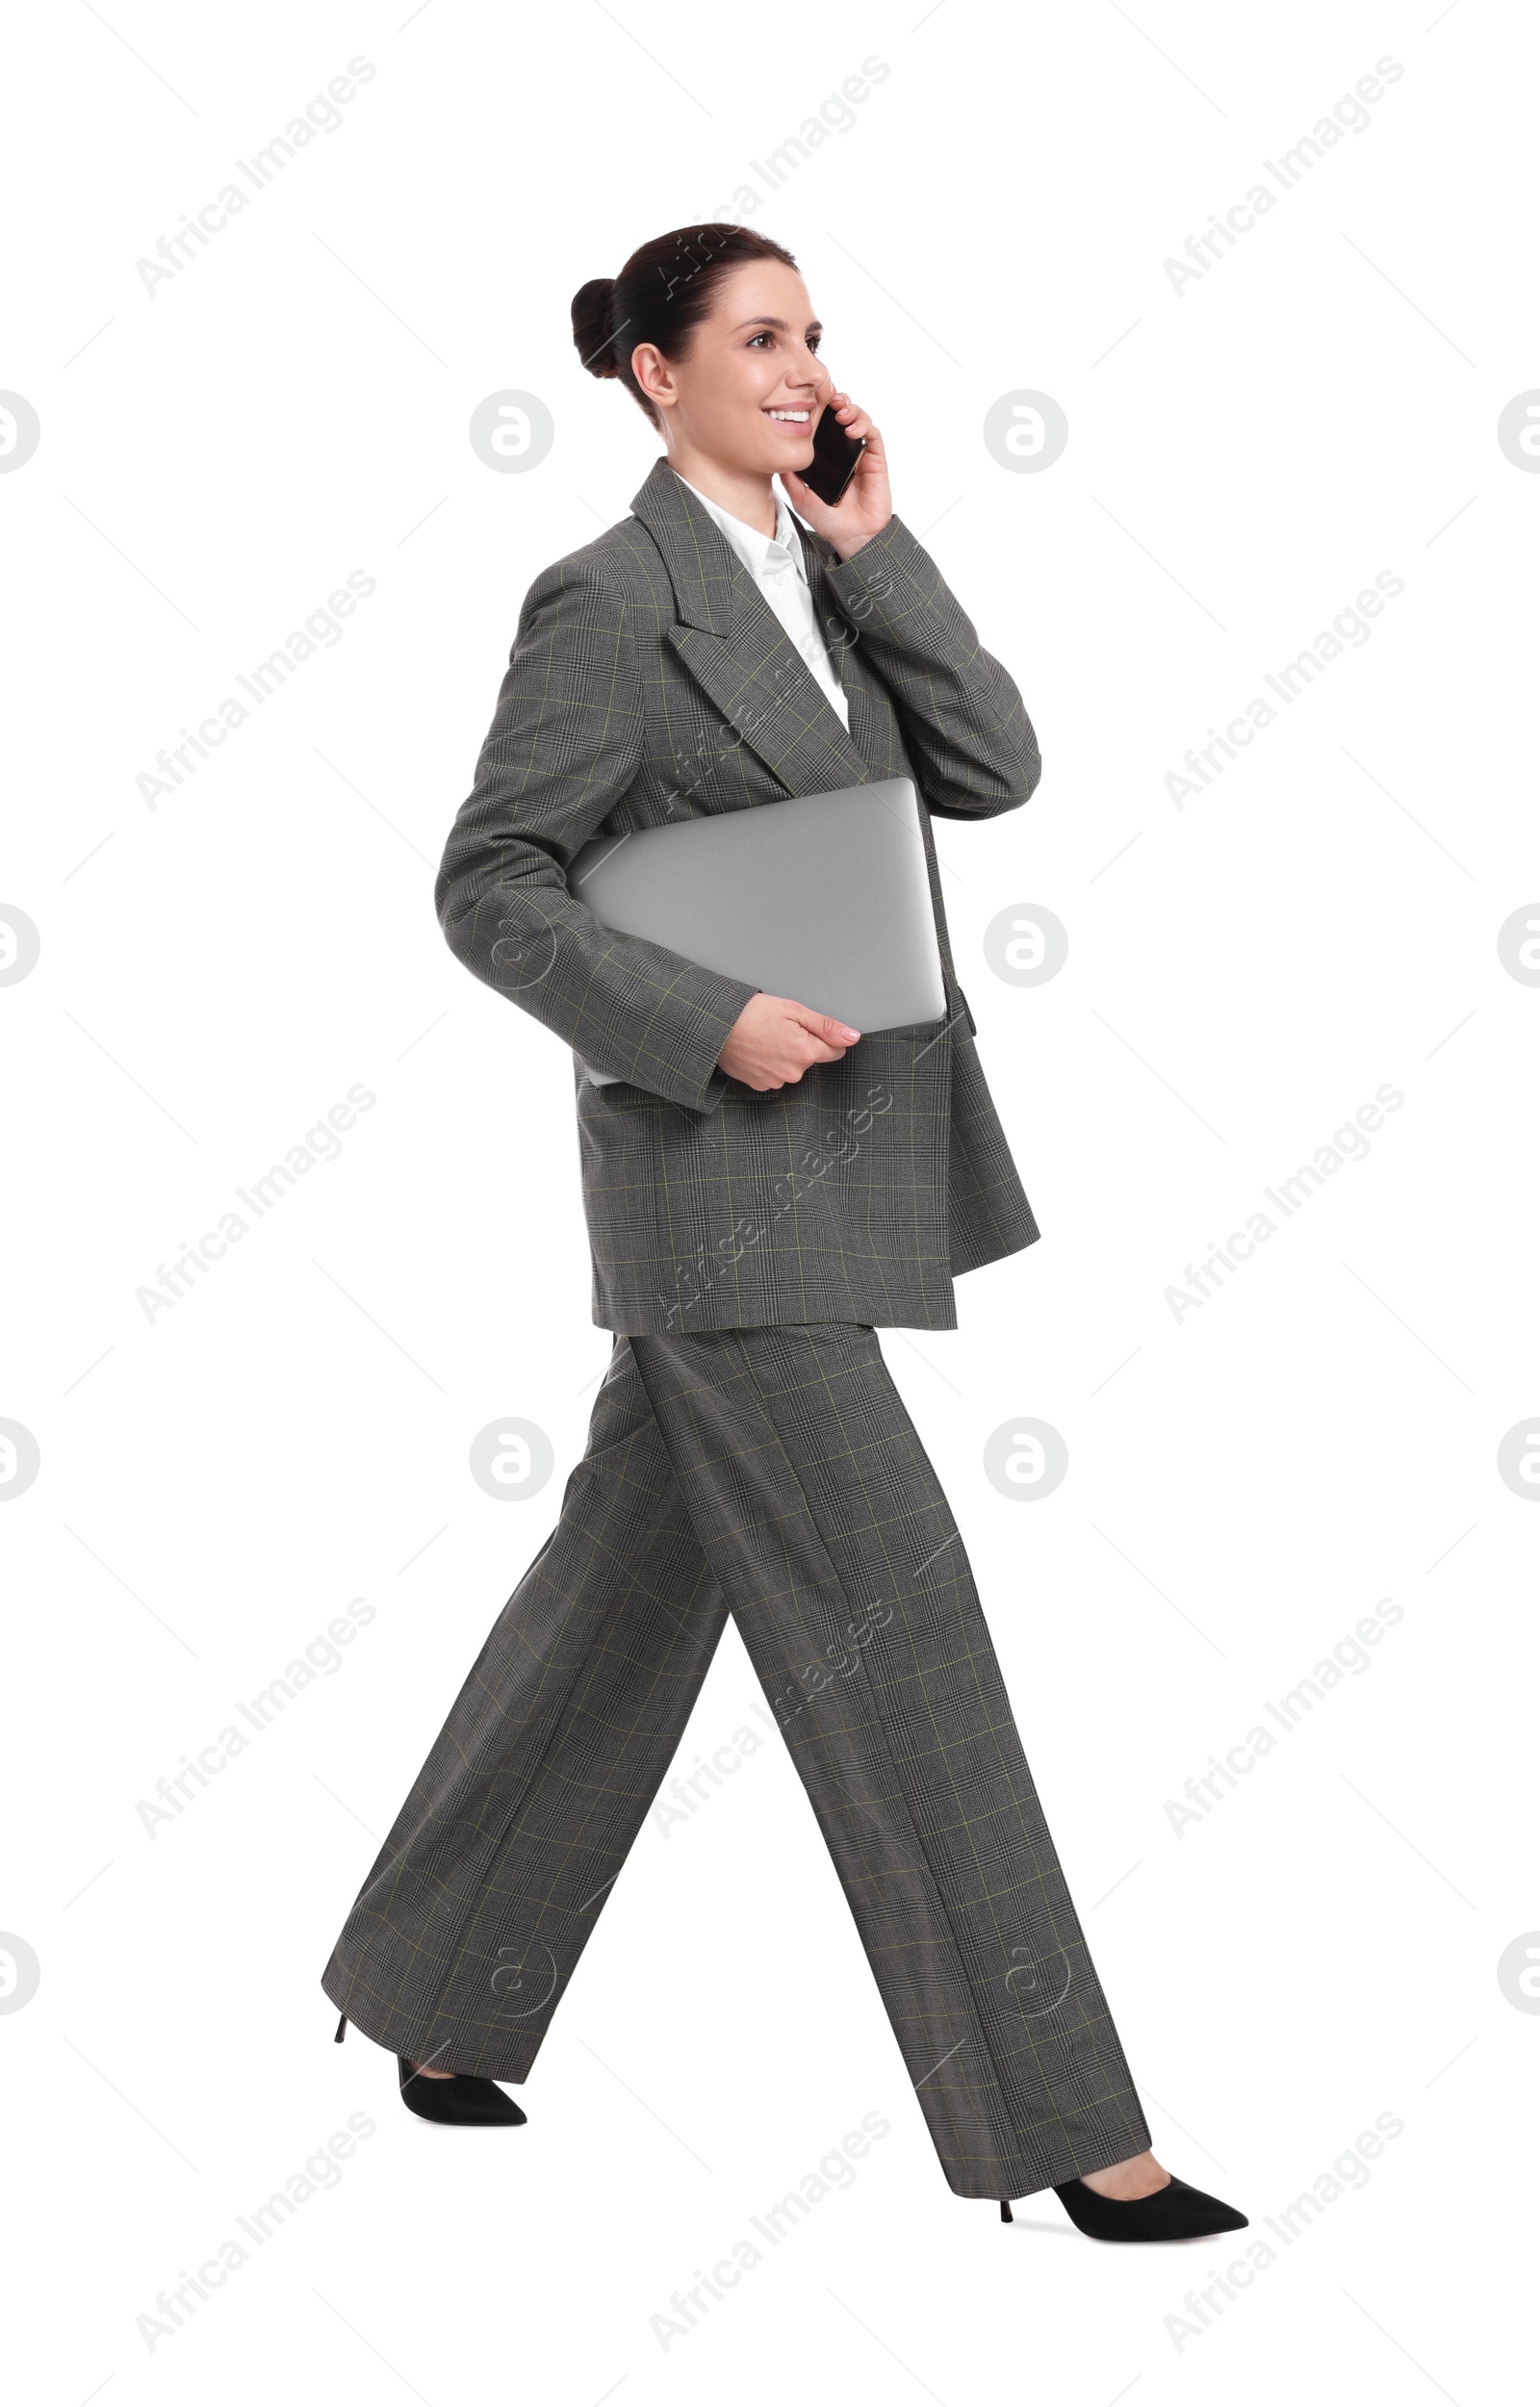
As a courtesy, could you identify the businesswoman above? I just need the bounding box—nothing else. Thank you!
[322,222,1245,2242]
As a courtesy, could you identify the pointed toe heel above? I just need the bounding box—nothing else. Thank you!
[330,2012,526,2125]
[1054,2173,1247,2243]
[397,2055,527,2127]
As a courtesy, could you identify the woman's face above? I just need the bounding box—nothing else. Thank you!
[631,259,831,474]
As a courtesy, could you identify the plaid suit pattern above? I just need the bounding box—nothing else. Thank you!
[321,1321,1152,2201]
[433,460,1041,1336]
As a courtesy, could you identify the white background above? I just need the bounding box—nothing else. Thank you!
[3,0,1534,2398]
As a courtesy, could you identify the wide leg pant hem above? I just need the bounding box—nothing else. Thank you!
[321,1964,541,2083]
[319,1323,1155,2198]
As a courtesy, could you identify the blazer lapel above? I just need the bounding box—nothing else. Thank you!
[629,457,873,800]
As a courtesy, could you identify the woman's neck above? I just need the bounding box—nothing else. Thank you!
[665,446,779,539]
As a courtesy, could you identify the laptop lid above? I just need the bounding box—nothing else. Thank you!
[567,778,945,1089]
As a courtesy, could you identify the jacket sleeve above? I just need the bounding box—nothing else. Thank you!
[434,554,761,1114]
[819,515,1042,819]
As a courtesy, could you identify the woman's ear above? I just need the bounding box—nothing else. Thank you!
[631,343,674,416]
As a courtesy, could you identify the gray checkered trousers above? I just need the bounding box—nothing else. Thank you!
[321,466,1152,2199]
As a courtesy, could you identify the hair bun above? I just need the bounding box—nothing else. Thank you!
[571,277,620,378]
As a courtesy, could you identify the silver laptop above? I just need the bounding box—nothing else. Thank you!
[567,778,945,1086]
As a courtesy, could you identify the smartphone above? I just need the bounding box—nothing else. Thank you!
[796,402,865,507]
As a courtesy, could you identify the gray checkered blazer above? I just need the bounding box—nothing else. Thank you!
[434,457,1042,1334]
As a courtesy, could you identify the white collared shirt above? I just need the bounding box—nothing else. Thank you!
[671,469,851,731]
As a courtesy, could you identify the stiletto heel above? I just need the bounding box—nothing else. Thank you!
[1053,2173,1246,2243]
[396,2054,527,2128]
[331,2010,524,2125]
[999,2200,1014,2223]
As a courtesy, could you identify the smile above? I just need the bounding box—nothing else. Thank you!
[764,409,811,424]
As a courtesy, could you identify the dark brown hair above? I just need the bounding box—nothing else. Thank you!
[571,223,798,430]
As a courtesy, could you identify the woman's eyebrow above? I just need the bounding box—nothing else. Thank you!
[730,315,824,335]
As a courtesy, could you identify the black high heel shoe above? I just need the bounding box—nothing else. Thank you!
[334,2011,527,2127]
[998,2173,1247,2241]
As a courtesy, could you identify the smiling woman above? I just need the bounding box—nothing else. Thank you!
[320,220,1247,2245]
[570,223,835,516]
